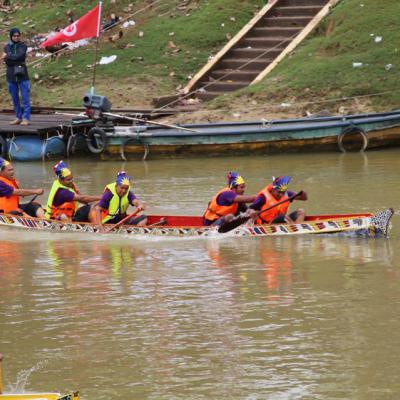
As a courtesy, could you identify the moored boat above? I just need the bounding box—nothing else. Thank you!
[0,209,394,238]
[83,110,400,160]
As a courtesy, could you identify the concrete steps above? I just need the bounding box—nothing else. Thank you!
[152,0,332,107]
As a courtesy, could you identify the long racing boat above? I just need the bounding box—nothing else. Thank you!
[0,209,394,238]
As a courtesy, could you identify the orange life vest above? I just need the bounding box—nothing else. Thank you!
[0,175,20,213]
[256,184,290,224]
[203,187,239,222]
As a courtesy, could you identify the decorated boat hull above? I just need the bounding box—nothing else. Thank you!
[0,209,393,238]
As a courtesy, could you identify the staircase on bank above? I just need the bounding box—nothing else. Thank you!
[153,0,339,107]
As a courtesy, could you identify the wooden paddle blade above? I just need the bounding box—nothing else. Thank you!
[218,215,251,233]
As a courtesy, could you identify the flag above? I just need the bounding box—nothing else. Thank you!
[40,3,102,48]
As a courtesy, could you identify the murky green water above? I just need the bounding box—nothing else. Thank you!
[0,150,399,399]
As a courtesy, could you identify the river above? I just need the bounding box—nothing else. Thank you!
[0,149,399,399]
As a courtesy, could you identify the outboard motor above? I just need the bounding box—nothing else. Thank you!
[83,94,112,120]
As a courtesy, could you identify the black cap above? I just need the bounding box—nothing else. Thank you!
[9,27,21,39]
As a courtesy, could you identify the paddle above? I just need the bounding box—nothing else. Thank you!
[104,207,142,233]
[218,191,303,234]
[29,194,38,203]
[147,217,167,227]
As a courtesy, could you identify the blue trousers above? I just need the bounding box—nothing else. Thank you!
[8,80,31,120]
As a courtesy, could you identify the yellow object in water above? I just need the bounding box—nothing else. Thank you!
[0,394,79,400]
[0,354,79,400]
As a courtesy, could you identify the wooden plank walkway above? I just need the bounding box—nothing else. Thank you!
[0,112,92,136]
[0,105,195,137]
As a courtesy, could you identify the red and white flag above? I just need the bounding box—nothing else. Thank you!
[40,3,102,48]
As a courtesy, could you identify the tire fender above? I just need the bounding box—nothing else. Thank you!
[337,125,368,152]
[86,127,108,154]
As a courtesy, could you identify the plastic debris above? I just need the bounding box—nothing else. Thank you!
[385,64,393,71]
[374,36,382,43]
[67,39,89,49]
[122,20,135,28]
[352,62,363,68]
[99,55,117,65]
[280,103,292,108]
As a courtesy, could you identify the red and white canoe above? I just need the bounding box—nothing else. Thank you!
[0,209,394,238]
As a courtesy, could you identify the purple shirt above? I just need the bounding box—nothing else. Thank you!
[53,188,75,207]
[250,190,295,211]
[0,181,14,197]
[98,189,137,211]
[216,190,237,206]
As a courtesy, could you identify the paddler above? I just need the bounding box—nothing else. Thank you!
[94,171,147,229]
[45,160,101,222]
[248,175,307,224]
[203,171,256,226]
[0,157,45,217]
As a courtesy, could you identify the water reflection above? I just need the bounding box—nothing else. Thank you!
[0,235,394,299]
[0,233,398,399]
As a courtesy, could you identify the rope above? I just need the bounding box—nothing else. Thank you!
[160,88,400,117]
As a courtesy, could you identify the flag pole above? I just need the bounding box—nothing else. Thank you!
[90,1,102,95]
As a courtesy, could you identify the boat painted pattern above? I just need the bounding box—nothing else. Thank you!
[0,209,393,238]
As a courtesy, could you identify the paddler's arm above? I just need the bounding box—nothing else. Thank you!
[94,204,105,225]
[245,194,266,220]
[13,188,44,197]
[290,190,307,201]
[73,194,101,204]
[94,191,112,230]
[131,198,145,210]
[233,194,256,203]
[94,204,108,232]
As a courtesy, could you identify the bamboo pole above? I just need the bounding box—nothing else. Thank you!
[90,1,103,95]
[103,112,199,133]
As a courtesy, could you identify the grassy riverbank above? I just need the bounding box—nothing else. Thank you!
[209,0,400,120]
[1,0,399,120]
[0,0,263,107]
